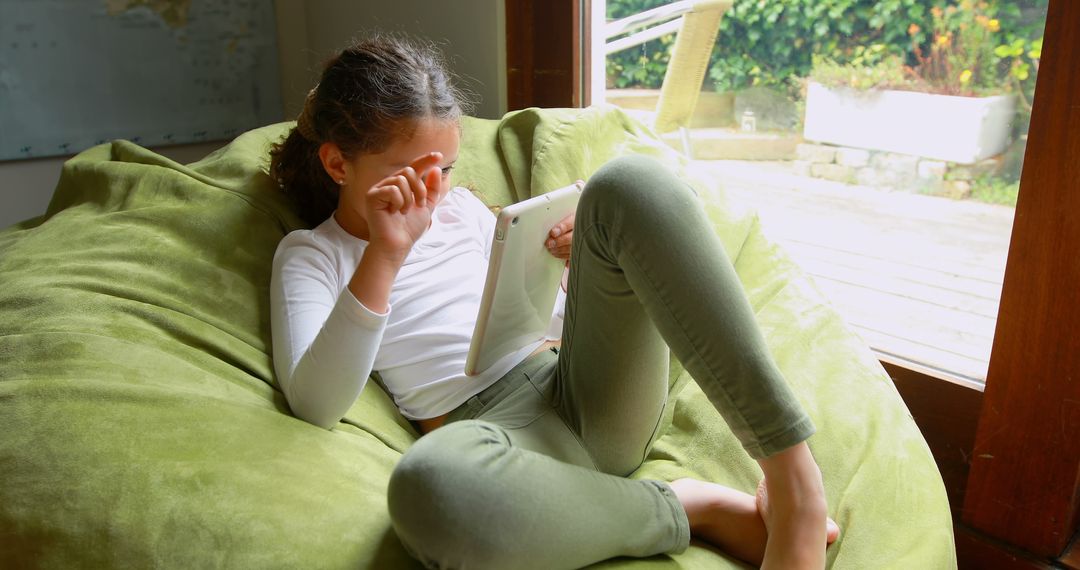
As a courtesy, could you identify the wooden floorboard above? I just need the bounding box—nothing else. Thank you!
[784,240,1005,307]
[694,159,1015,383]
[805,253,1001,318]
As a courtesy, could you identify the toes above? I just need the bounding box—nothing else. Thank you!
[827,518,841,544]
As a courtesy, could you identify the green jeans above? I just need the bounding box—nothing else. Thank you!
[387,155,815,570]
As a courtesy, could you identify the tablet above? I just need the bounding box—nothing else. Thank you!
[464,182,584,376]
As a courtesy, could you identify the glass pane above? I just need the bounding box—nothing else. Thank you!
[597,0,1049,385]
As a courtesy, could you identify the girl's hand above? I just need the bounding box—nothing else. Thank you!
[546,212,574,261]
[546,179,584,261]
[365,152,445,261]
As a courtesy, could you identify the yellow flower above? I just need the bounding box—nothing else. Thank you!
[959,69,973,84]
[936,34,952,47]
[908,23,921,36]
[988,19,1000,32]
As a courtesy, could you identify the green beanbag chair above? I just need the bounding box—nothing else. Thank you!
[0,104,955,568]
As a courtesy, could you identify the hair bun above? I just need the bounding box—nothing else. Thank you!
[296,87,320,141]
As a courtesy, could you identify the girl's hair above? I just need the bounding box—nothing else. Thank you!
[269,33,472,226]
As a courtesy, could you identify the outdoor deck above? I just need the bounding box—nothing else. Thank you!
[693,159,1015,384]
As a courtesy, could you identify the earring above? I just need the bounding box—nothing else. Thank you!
[336,179,345,185]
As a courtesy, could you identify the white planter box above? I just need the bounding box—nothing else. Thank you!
[803,81,1016,164]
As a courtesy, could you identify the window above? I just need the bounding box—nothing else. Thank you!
[595,0,1048,386]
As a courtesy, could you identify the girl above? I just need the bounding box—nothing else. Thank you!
[269,34,838,570]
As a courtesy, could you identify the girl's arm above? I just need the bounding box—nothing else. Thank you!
[348,244,404,313]
[272,153,443,429]
[270,241,390,430]
[268,214,416,431]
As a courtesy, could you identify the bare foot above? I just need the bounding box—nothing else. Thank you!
[756,443,833,570]
[669,478,768,566]
[669,477,840,568]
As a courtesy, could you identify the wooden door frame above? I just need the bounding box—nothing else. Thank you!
[960,0,1080,560]
[505,0,585,110]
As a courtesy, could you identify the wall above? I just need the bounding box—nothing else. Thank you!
[290,0,506,120]
[0,1,506,230]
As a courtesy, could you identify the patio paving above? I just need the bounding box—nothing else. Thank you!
[692,159,1016,384]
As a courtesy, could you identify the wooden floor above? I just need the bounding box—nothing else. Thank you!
[693,160,1016,384]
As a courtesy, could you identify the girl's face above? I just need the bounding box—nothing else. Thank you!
[345,118,461,212]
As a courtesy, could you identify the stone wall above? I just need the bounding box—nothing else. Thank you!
[794,143,1002,198]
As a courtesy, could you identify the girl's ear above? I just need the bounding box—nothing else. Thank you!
[318,142,347,184]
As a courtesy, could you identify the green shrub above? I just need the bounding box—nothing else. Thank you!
[707,0,937,95]
[605,0,1045,99]
[809,50,909,91]
[970,174,1019,206]
[605,0,676,88]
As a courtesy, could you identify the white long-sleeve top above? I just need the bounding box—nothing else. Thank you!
[270,187,563,429]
